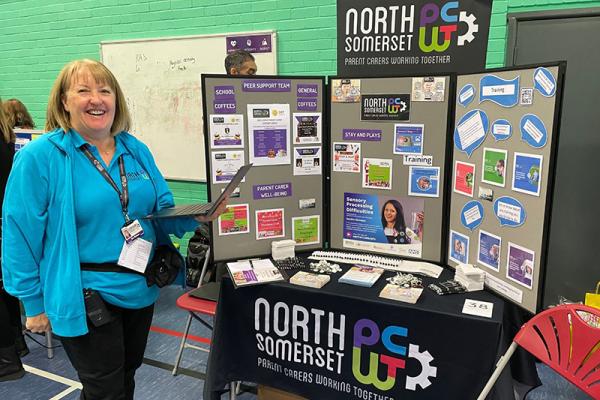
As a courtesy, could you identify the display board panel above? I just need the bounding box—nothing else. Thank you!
[448,64,565,313]
[101,31,277,181]
[329,76,453,263]
[202,75,326,262]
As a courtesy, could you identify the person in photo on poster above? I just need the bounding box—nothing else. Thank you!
[381,200,424,244]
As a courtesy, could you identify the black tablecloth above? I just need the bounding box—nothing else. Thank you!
[204,266,539,400]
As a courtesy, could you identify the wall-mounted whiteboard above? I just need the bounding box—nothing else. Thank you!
[101,31,277,181]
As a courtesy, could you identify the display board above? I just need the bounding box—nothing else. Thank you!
[329,76,453,263]
[100,31,277,181]
[202,75,326,262]
[448,64,565,313]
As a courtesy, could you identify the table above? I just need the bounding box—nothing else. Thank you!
[204,265,539,400]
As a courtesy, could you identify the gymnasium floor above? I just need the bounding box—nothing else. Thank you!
[0,285,591,400]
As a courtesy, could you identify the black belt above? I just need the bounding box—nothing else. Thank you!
[81,263,144,276]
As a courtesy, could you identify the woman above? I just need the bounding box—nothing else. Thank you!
[381,199,424,244]
[0,98,26,381]
[1,59,227,399]
[2,99,35,129]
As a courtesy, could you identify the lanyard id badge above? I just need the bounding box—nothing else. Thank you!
[81,144,145,242]
[121,219,144,243]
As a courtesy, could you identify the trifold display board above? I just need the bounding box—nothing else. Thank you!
[329,76,453,264]
[202,75,326,262]
[448,64,565,313]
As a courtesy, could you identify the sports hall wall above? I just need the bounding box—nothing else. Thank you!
[0,0,598,252]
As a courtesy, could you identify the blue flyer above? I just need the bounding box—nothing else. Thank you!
[491,119,512,141]
[460,200,484,231]
[512,152,543,196]
[393,124,423,155]
[454,109,489,157]
[520,114,548,148]
[533,67,556,97]
[408,166,440,197]
[478,230,501,271]
[458,84,475,107]
[479,75,519,107]
[449,230,469,264]
[493,196,526,227]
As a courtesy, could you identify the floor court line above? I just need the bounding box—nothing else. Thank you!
[49,386,80,400]
[150,324,212,345]
[23,364,82,388]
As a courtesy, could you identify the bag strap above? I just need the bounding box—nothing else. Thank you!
[596,281,600,294]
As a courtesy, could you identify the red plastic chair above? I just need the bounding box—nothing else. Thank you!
[478,304,600,400]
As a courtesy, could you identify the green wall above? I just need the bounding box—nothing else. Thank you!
[1,0,598,251]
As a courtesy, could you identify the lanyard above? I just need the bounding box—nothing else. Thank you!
[80,144,130,222]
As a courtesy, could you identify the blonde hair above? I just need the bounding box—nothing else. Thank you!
[3,98,35,129]
[0,98,15,143]
[45,59,131,135]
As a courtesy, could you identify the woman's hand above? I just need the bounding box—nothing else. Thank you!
[26,313,51,333]
[195,198,228,223]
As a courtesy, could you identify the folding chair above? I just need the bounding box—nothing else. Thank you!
[478,304,600,400]
[171,248,239,399]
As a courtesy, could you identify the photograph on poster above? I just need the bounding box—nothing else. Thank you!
[343,192,424,258]
[292,215,320,245]
[512,152,543,196]
[454,109,489,156]
[299,198,316,209]
[293,146,322,176]
[247,104,291,166]
[454,161,475,197]
[331,79,361,103]
[333,142,361,173]
[393,124,423,155]
[255,208,285,240]
[449,230,469,264]
[482,148,508,187]
[409,166,440,197]
[218,204,250,236]
[363,158,393,190]
[506,242,535,289]
[293,113,322,144]
[211,150,245,184]
[477,230,501,271]
[209,114,244,148]
[478,187,494,202]
[412,76,445,102]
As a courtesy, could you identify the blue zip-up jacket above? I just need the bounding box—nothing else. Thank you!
[1,128,193,337]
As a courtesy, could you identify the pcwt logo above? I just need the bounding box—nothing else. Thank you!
[352,318,437,391]
[419,2,479,52]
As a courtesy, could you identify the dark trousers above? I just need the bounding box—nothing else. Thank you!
[0,287,23,347]
[61,303,154,400]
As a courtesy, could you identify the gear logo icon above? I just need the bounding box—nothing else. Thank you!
[399,101,408,113]
[458,11,478,46]
[405,344,438,390]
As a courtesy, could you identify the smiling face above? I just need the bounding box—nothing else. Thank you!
[61,70,115,139]
[384,203,397,225]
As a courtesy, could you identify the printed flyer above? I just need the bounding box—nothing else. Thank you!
[247,104,291,166]
[292,215,320,245]
[211,150,245,184]
[343,192,424,258]
[333,142,361,173]
[293,113,322,144]
[449,230,469,264]
[331,79,361,103]
[409,166,440,197]
[255,208,285,240]
[506,242,535,289]
[512,152,543,196]
[393,124,423,155]
[294,147,322,176]
[412,76,445,102]
[363,158,393,190]
[218,204,250,236]
[482,148,507,187]
[209,114,244,148]
[477,230,501,271]
[454,161,475,197]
